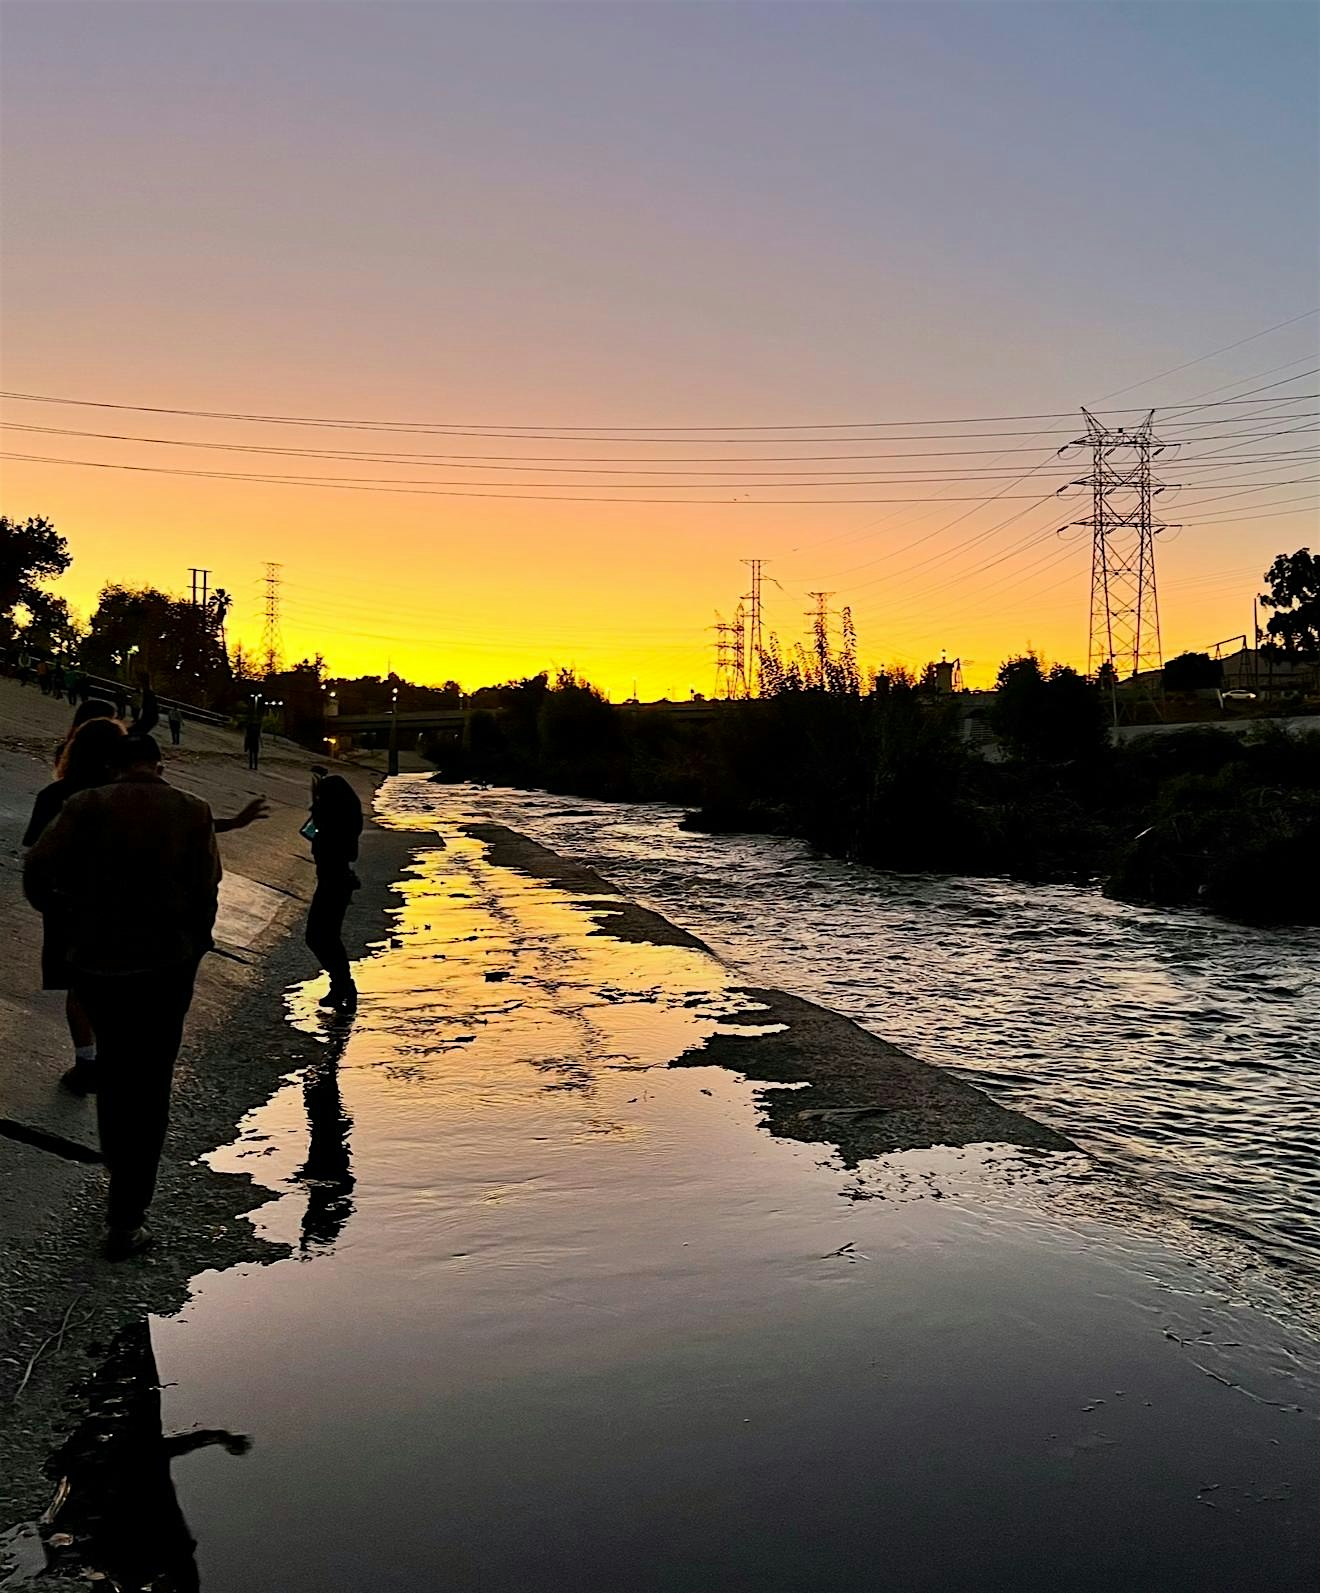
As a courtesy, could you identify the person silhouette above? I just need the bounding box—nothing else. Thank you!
[45,1317,251,1591]
[304,769,363,1012]
[294,1033,356,1254]
[24,735,222,1257]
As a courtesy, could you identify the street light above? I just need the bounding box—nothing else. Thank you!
[388,685,400,776]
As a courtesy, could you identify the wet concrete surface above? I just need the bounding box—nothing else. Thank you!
[23,801,1315,1592]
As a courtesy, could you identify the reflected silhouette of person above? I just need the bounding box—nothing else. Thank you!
[47,1317,250,1591]
[294,1035,356,1253]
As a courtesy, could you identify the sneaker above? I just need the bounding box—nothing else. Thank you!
[104,1224,154,1261]
[60,1063,99,1096]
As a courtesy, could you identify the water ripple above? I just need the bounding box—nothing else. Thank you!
[385,781,1320,1310]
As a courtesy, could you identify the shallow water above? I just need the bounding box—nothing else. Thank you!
[55,806,1316,1591]
[403,781,1320,1312]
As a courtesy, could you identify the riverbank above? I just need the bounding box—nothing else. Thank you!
[0,677,420,1525]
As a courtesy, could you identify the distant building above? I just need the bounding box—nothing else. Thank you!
[1219,647,1318,700]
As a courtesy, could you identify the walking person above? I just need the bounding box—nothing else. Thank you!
[24,735,221,1258]
[243,713,262,771]
[134,675,160,739]
[167,705,183,746]
[304,768,363,1012]
[23,717,127,1093]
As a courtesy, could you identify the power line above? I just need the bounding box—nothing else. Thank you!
[5,415,1316,466]
[0,452,1125,503]
[2,368,1315,441]
[1,418,1312,481]
[1080,308,1320,406]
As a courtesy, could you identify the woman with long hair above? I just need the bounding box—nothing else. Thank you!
[304,768,364,1012]
[24,716,127,1093]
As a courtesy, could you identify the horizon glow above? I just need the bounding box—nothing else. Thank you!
[2,2,1316,696]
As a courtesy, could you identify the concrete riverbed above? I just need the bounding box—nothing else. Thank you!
[1,754,1317,1589]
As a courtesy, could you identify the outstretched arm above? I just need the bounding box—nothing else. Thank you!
[214,797,270,833]
[164,1429,252,1458]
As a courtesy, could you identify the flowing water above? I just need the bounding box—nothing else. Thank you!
[37,781,1319,1591]
[412,782,1320,1313]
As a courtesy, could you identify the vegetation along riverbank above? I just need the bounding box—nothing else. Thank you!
[431,658,1320,927]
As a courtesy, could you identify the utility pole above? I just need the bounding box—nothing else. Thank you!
[806,591,834,681]
[1070,410,1177,680]
[259,562,284,681]
[741,559,768,697]
[388,684,400,776]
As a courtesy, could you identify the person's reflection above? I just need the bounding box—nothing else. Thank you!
[48,1317,250,1591]
[294,1030,356,1253]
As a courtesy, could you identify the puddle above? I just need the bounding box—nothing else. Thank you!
[35,822,1320,1592]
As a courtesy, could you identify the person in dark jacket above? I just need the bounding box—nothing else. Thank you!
[304,769,363,1012]
[23,717,128,1093]
[24,735,221,1258]
[133,675,160,739]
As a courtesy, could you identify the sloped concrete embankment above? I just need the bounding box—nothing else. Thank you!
[0,678,418,1523]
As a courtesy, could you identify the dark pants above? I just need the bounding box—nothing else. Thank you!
[169,721,181,745]
[77,962,199,1231]
[306,876,354,990]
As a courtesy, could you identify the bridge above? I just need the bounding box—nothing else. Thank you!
[331,699,725,737]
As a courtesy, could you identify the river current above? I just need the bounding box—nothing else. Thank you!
[399,780,1320,1312]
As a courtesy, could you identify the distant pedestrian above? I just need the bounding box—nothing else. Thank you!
[22,717,127,1094]
[244,716,262,771]
[134,676,160,739]
[168,705,183,746]
[304,768,363,1012]
[24,735,221,1259]
[114,685,129,719]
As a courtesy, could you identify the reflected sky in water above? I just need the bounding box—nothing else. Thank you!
[402,782,1320,1311]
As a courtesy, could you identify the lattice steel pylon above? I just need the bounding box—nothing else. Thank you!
[741,558,767,697]
[259,561,284,680]
[1071,409,1175,679]
[806,591,834,681]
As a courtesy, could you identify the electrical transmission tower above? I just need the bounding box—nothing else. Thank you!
[806,591,834,681]
[713,611,738,699]
[1071,409,1175,679]
[741,558,768,697]
[259,561,284,680]
[712,604,750,699]
[188,567,211,607]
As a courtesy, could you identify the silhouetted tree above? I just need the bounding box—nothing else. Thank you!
[1259,548,1320,654]
[992,653,1106,763]
[82,586,231,704]
[0,514,72,645]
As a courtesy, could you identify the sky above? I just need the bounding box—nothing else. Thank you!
[2,0,1317,696]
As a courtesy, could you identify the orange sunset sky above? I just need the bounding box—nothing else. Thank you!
[2,3,1317,698]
